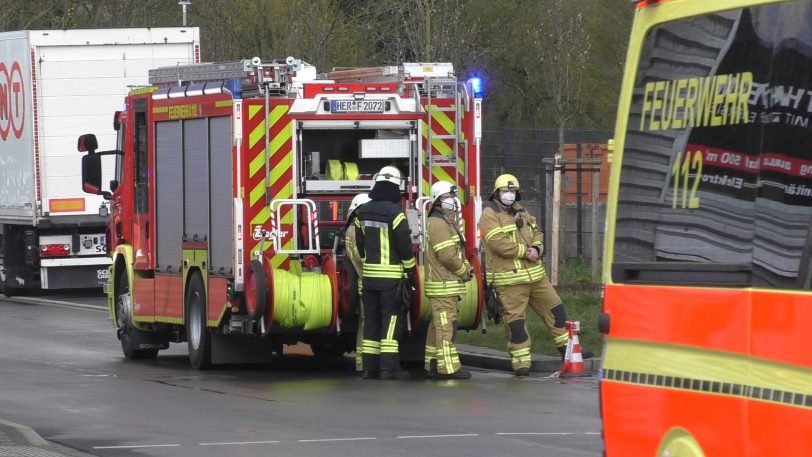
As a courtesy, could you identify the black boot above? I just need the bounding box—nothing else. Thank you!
[435,369,472,380]
[362,370,379,379]
[380,369,411,380]
[425,360,439,379]
[514,367,530,377]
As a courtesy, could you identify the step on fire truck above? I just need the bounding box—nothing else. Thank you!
[77,56,485,367]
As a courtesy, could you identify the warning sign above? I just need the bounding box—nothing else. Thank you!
[0,60,25,141]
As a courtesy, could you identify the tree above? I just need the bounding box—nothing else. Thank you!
[528,0,591,282]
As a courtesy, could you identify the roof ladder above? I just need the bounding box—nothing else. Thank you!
[425,77,461,190]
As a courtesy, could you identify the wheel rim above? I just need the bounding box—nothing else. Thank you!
[189,291,202,351]
[116,284,131,329]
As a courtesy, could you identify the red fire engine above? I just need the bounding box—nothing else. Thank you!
[78,57,484,368]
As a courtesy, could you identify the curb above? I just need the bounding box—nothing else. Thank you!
[457,343,602,374]
[0,419,97,457]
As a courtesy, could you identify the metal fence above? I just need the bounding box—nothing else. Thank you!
[481,128,613,267]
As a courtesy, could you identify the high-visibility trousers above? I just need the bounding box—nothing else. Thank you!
[495,275,567,371]
[361,284,406,372]
[424,295,461,375]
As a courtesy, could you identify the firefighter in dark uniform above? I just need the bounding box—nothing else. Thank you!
[345,193,371,373]
[478,173,590,376]
[355,166,417,380]
[424,181,473,380]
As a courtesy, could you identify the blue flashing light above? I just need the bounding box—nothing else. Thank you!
[469,77,482,98]
[225,78,242,99]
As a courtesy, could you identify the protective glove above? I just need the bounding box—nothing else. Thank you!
[398,278,415,312]
[406,269,419,291]
[484,284,502,325]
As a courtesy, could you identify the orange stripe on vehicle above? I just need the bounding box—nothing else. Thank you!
[48,198,85,213]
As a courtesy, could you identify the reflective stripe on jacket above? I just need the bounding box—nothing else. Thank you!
[425,208,470,297]
[478,200,545,286]
[355,200,416,288]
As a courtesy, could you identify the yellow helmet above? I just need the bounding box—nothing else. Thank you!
[491,173,521,201]
[493,174,520,192]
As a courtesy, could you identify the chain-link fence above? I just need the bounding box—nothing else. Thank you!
[481,128,612,269]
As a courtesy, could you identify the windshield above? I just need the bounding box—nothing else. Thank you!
[613,1,812,289]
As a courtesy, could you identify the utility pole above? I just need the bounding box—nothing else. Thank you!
[179,0,191,27]
[551,152,562,285]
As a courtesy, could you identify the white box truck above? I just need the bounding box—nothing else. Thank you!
[0,28,200,295]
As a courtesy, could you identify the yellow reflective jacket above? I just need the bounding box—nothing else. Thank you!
[345,223,363,294]
[425,208,470,297]
[478,200,545,286]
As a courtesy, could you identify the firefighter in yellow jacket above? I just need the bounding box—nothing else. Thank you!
[478,173,572,376]
[345,193,371,373]
[424,181,473,380]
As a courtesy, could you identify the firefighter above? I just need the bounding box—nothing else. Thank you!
[424,181,473,380]
[354,166,417,380]
[345,193,371,373]
[478,173,590,376]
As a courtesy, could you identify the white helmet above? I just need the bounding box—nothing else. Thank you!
[374,166,403,185]
[348,193,371,216]
[429,181,456,205]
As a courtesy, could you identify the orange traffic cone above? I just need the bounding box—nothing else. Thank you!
[559,321,591,377]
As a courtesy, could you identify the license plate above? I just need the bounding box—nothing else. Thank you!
[331,100,385,113]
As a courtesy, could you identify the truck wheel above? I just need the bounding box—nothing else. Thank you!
[186,272,212,369]
[116,269,158,360]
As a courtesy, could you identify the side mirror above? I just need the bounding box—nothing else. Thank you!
[113,111,123,131]
[82,154,102,195]
[77,134,98,153]
[109,180,119,192]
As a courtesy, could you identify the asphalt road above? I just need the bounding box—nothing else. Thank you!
[0,294,602,457]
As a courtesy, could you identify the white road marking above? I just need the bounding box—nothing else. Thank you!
[397,433,479,439]
[90,431,600,450]
[298,437,377,442]
[93,444,180,449]
[496,432,599,436]
[200,440,280,446]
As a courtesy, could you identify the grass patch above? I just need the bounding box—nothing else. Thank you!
[456,289,602,357]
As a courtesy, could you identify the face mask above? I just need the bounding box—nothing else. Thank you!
[500,191,516,205]
[440,198,456,210]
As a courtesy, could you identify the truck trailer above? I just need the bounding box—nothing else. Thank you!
[0,27,199,296]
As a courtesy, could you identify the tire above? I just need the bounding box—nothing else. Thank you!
[186,272,212,369]
[115,269,158,360]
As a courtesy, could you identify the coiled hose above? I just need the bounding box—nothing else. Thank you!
[418,266,480,329]
[271,269,333,330]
